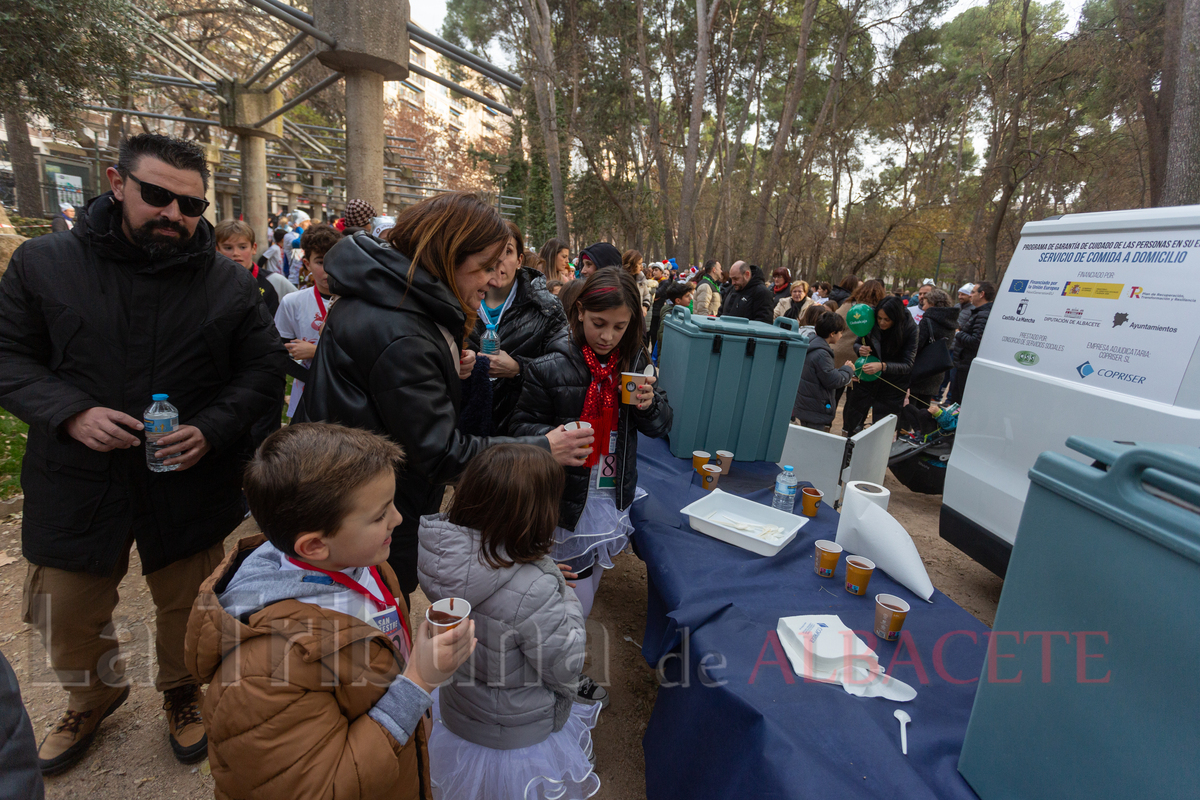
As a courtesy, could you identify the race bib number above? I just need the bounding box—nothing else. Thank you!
[596,432,618,490]
[370,606,410,662]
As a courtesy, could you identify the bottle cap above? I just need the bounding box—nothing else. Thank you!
[486,324,496,330]
[152,393,169,401]
[784,466,794,473]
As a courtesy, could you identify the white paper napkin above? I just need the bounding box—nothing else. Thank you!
[777,614,917,702]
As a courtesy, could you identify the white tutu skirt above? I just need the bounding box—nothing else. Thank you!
[428,690,602,800]
[550,488,646,573]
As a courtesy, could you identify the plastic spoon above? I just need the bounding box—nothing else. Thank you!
[894,709,910,755]
[643,364,656,378]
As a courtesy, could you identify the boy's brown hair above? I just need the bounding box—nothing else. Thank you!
[300,223,344,262]
[448,444,564,569]
[215,219,256,246]
[244,423,405,557]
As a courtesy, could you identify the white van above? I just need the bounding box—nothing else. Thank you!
[941,205,1200,575]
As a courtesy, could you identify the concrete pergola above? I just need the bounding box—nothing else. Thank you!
[83,0,521,235]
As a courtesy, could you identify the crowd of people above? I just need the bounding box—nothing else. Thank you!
[0,132,995,799]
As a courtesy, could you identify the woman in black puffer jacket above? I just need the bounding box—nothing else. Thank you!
[841,294,918,436]
[511,269,672,618]
[466,222,569,434]
[300,193,592,597]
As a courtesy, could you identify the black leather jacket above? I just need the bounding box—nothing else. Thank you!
[853,316,919,384]
[465,267,568,435]
[510,344,673,532]
[299,233,548,592]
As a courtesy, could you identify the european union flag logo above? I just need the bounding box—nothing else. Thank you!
[1009,279,1029,292]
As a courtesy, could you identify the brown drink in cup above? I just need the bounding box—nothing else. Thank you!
[874,594,910,641]
[426,597,471,634]
[844,556,875,596]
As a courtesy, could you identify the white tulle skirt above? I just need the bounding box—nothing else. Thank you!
[549,487,646,574]
[428,690,602,800]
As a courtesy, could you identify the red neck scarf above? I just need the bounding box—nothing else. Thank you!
[580,346,619,469]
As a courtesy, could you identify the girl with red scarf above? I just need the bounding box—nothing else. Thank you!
[512,270,672,623]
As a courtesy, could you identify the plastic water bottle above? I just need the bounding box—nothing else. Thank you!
[481,324,500,355]
[144,394,179,473]
[772,465,799,512]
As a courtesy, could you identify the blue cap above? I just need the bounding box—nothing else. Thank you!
[783,466,794,473]
[486,323,496,330]
[152,393,169,401]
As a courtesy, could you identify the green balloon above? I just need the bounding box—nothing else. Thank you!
[855,355,882,381]
[847,304,876,337]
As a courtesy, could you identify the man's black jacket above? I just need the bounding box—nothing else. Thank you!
[0,193,286,574]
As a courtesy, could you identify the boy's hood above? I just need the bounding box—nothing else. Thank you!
[185,536,392,685]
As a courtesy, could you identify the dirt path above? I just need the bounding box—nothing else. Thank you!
[0,468,1000,800]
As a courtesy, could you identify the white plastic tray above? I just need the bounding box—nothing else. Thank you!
[679,489,807,556]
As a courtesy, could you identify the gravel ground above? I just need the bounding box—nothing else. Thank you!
[0,424,1002,799]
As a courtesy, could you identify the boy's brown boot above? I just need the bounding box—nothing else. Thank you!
[164,684,208,763]
[37,684,130,775]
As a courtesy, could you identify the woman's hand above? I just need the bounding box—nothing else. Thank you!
[546,425,595,467]
[285,339,317,361]
[458,349,477,380]
[858,344,872,357]
[487,350,521,379]
[861,361,884,375]
[636,375,657,410]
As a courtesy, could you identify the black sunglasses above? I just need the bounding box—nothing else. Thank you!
[125,173,210,217]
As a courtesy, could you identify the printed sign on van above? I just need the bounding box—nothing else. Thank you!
[978,231,1200,404]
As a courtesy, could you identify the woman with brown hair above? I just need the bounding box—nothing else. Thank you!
[300,192,593,597]
[622,248,653,314]
[539,238,573,282]
[770,267,793,305]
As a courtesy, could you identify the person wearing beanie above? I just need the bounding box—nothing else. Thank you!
[577,242,622,279]
[344,198,376,232]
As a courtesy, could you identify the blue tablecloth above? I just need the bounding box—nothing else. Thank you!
[632,435,988,800]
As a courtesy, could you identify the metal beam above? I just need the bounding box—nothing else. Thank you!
[282,118,331,154]
[131,5,234,81]
[135,71,217,89]
[252,72,344,128]
[262,48,319,94]
[407,24,523,91]
[138,45,228,103]
[407,63,513,116]
[144,27,225,82]
[244,32,307,86]
[81,105,219,126]
[239,0,336,48]
[274,138,312,169]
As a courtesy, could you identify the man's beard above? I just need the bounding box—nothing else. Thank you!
[123,206,193,259]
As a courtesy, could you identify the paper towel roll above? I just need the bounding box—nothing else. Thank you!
[835,481,935,602]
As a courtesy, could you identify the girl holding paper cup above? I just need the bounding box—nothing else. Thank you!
[512,270,673,624]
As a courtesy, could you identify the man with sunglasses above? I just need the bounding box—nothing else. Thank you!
[0,133,286,775]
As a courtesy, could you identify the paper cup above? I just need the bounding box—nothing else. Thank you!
[814,539,842,578]
[426,598,471,634]
[620,372,650,404]
[844,556,876,596]
[692,451,712,473]
[714,450,734,474]
[701,464,722,491]
[564,420,592,431]
[874,594,910,641]
[801,486,823,517]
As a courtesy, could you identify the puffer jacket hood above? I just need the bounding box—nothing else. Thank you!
[185,536,432,800]
[466,267,569,434]
[324,231,466,343]
[417,514,586,751]
[922,304,959,335]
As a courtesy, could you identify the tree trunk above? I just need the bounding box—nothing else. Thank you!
[675,0,722,265]
[3,107,44,219]
[1161,0,1200,206]
[636,0,674,256]
[522,0,569,241]
[749,0,818,259]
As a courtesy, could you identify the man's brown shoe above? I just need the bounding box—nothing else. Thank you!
[163,684,207,763]
[38,684,130,775]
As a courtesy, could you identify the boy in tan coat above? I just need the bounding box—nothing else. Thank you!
[185,423,475,799]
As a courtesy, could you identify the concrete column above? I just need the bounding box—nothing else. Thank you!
[312,172,326,221]
[239,135,268,243]
[284,156,298,215]
[344,69,386,212]
[219,191,234,221]
[203,144,221,226]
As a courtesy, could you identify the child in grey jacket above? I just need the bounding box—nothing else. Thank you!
[417,444,598,800]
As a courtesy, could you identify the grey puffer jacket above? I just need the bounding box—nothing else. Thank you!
[417,514,586,751]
